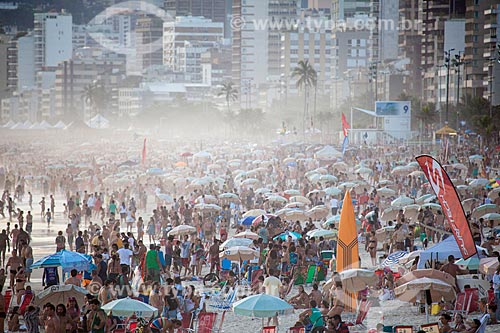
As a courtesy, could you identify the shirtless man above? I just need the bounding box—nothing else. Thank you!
[0,229,10,266]
[5,250,23,291]
[64,269,81,287]
[43,303,60,333]
[22,241,33,282]
[440,255,467,288]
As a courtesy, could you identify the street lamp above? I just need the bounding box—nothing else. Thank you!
[444,48,455,124]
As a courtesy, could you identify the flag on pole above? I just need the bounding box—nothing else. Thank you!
[415,155,477,259]
[141,138,147,165]
[341,113,350,137]
[342,136,349,155]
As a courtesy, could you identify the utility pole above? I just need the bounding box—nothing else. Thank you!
[444,48,455,124]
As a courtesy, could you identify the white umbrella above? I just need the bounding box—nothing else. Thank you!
[220,246,259,261]
[306,206,329,220]
[167,225,196,237]
[306,229,336,239]
[391,195,415,208]
[220,238,253,249]
[339,268,378,292]
[244,209,267,218]
[324,187,342,196]
[266,195,288,204]
[376,187,396,197]
[284,189,301,196]
[234,230,260,240]
[101,297,158,317]
[289,196,311,205]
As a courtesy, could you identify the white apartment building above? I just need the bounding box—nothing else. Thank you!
[163,16,224,70]
[33,11,73,71]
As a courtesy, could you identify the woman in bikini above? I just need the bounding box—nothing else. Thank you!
[368,231,378,266]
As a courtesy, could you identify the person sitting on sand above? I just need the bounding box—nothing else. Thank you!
[463,319,480,333]
[327,281,344,317]
[439,313,452,333]
[290,285,310,309]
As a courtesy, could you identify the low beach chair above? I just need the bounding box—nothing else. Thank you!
[476,313,489,333]
[209,286,239,310]
[197,312,218,333]
[347,299,372,328]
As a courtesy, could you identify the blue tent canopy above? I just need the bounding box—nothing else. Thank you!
[417,236,487,269]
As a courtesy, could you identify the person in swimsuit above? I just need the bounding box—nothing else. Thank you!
[368,231,378,266]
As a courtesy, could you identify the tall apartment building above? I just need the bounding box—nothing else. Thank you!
[33,11,73,72]
[481,1,500,106]
[280,26,332,95]
[370,0,399,63]
[0,34,10,99]
[267,1,300,81]
[398,0,421,96]
[331,0,371,21]
[6,32,35,93]
[421,0,465,105]
[163,16,224,71]
[232,0,270,107]
[164,0,226,21]
[136,15,164,72]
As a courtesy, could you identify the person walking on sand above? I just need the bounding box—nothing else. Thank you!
[39,197,45,219]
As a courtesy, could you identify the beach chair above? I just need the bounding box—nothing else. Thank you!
[262,326,277,333]
[450,292,472,319]
[197,312,218,333]
[209,286,239,310]
[251,269,264,287]
[476,313,489,333]
[347,300,372,328]
[19,292,34,315]
[305,265,317,284]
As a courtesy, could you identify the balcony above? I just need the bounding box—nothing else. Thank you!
[484,35,497,44]
[484,23,498,30]
[484,8,498,16]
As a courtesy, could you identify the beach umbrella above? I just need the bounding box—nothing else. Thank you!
[381,251,408,267]
[234,230,259,240]
[146,168,164,175]
[381,207,399,221]
[220,238,253,249]
[196,195,218,204]
[481,213,500,221]
[488,187,500,200]
[244,209,267,218]
[193,151,212,160]
[319,174,338,184]
[398,250,423,264]
[285,202,306,209]
[284,209,308,221]
[180,151,193,157]
[315,146,342,161]
[391,195,414,208]
[306,229,336,239]
[307,189,326,196]
[194,203,222,212]
[487,177,500,189]
[273,231,302,241]
[472,204,499,218]
[391,166,410,175]
[323,215,341,227]
[469,178,489,188]
[479,257,499,275]
[156,193,174,204]
[34,284,88,306]
[255,188,271,195]
[455,257,480,271]
[267,195,288,204]
[289,196,311,205]
[375,226,395,241]
[324,187,342,196]
[421,203,442,213]
[232,294,293,318]
[469,154,483,161]
[395,277,456,303]
[355,167,373,175]
[338,182,356,190]
[461,198,479,212]
[239,216,256,226]
[403,204,421,222]
[306,206,329,220]
[167,225,196,237]
[376,187,396,197]
[396,269,455,287]
[174,161,187,168]
[451,163,467,171]
[333,161,348,171]
[251,214,276,227]
[408,170,425,177]
[30,250,94,273]
[220,246,259,261]
[284,189,301,196]
[339,268,378,292]
[415,194,436,204]
[241,178,260,187]
[218,193,240,202]
[101,297,158,317]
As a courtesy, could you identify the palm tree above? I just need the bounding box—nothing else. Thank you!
[83,80,108,120]
[218,81,238,114]
[291,60,317,137]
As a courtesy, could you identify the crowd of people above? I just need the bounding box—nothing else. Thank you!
[0,135,497,332]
